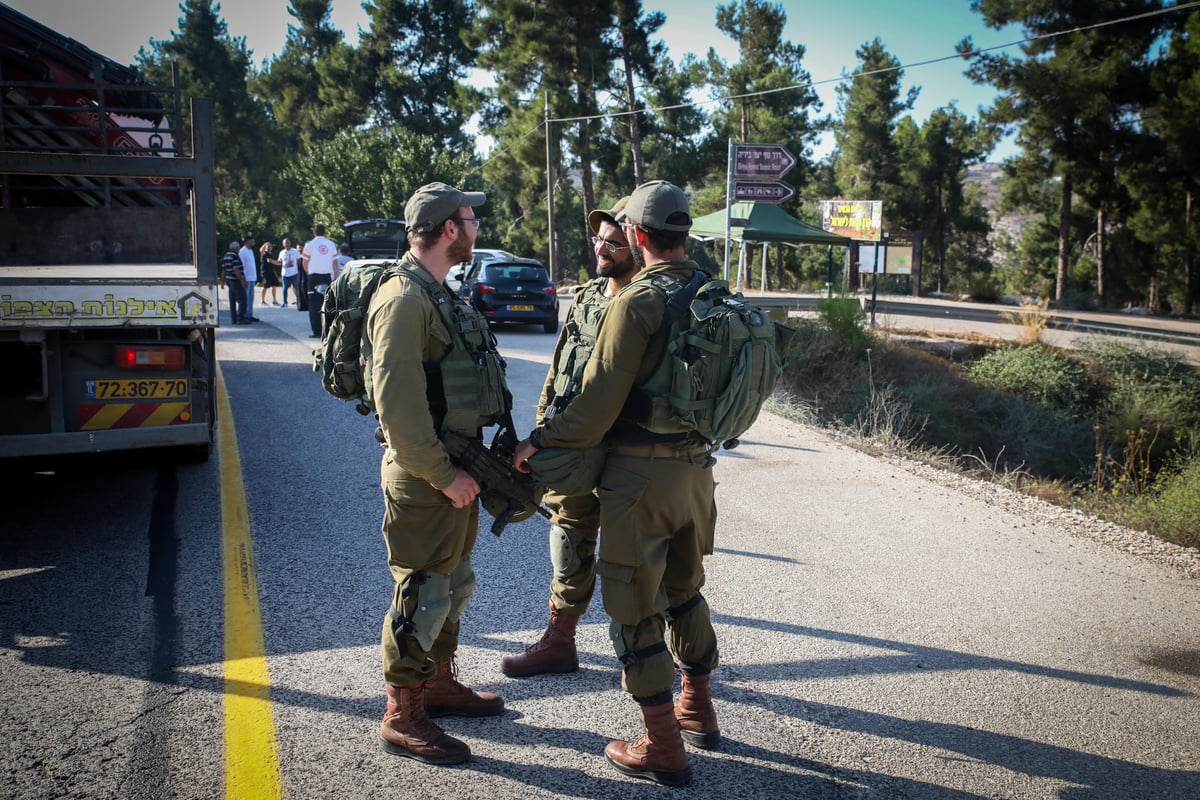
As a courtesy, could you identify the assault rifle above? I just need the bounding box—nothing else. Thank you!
[442,428,551,536]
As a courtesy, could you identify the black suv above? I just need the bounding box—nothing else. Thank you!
[457,257,559,333]
[343,219,407,262]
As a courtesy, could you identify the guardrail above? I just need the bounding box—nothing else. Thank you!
[745,293,1200,349]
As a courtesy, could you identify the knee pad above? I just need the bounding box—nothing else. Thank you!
[549,524,587,579]
[446,557,476,622]
[403,571,452,652]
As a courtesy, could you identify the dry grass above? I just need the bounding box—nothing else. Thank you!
[1001,298,1051,345]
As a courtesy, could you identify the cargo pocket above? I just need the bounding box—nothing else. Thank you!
[381,476,456,567]
[596,559,643,626]
[596,461,651,569]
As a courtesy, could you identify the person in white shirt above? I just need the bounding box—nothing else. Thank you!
[239,236,259,322]
[302,224,339,337]
[280,238,302,307]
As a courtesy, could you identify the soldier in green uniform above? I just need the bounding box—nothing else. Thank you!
[499,197,634,678]
[513,181,720,786]
[368,182,509,765]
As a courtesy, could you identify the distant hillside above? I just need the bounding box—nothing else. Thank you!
[966,162,1033,243]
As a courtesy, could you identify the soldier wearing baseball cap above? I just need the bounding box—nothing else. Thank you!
[499,193,636,682]
[369,179,507,766]
[512,179,719,786]
[404,181,487,234]
[587,195,629,233]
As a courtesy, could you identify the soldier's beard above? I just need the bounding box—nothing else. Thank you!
[630,243,647,271]
[447,226,473,266]
[598,254,635,280]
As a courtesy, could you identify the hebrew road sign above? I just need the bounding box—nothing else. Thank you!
[733,144,797,179]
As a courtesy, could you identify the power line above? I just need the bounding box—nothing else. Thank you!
[547,1,1200,127]
[464,2,1199,189]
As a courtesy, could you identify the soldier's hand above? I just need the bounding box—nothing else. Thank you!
[441,468,480,508]
[512,439,537,473]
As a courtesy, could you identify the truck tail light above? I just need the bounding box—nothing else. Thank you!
[115,345,186,370]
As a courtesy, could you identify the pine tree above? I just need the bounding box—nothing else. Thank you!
[704,0,823,287]
[897,105,992,294]
[136,0,283,238]
[473,0,616,280]
[832,38,917,204]
[961,0,1163,304]
[358,0,479,149]
[251,0,361,149]
[612,0,665,185]
[705,0,822,180]
[1126,9,1200,315]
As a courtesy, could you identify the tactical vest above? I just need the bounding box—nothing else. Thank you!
[548,278,609,414]
[372,260,511,437]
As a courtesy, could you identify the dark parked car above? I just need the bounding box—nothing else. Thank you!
[458,257,559,333]
[343,218,407,263]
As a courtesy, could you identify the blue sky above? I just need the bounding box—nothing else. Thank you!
[7,0,1023,159]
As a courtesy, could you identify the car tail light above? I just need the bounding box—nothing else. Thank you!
[477,283,495,294]
[115,345,186,370]
[542,286,557,295]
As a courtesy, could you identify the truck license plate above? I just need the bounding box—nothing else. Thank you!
[508,304,533,312]
[86,378,190,400]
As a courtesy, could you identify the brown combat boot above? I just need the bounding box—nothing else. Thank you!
[379,682,470,765]
[675,672,721,749]
[500,600,580,678]
[603,700,692,786]
[423,658,505,718]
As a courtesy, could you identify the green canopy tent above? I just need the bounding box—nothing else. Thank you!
[688,201,851,291]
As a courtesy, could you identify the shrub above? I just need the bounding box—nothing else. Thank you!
[966,346,1093,419]
[816,296,867,345]
[1078,339,1200,475]
[1131,461,1200,548]
[775,324,1198,549]
[967,273,1002,304]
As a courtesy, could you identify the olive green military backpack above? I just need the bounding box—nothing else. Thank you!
[631,270,794,445]
[313,262,401,415]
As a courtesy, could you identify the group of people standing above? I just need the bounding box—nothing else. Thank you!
[221,224,349,336]
[368,180,720,787]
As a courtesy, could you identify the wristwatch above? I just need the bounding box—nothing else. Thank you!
[528,427,544,451]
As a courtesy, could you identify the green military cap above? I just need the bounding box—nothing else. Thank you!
[624,180,692,232]
[588,196,630,234]
[405,182,486,233]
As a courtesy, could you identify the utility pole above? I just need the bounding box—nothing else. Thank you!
[545,92,556,281]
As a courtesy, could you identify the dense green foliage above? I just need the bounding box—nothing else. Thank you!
[966,346,1093,419]
[132,0,1199,313]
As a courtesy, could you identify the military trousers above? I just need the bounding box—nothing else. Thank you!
[379,452,479,688]
[595,444,719,700]
[542,489,601,615]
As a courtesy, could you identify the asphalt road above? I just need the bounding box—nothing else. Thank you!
[1,296,1197,799]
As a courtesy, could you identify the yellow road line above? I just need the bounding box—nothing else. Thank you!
[217,366,282,799]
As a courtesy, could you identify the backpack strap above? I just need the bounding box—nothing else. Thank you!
[391,261,513,432]
[391,262,470,347]
[658,269,706,332]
